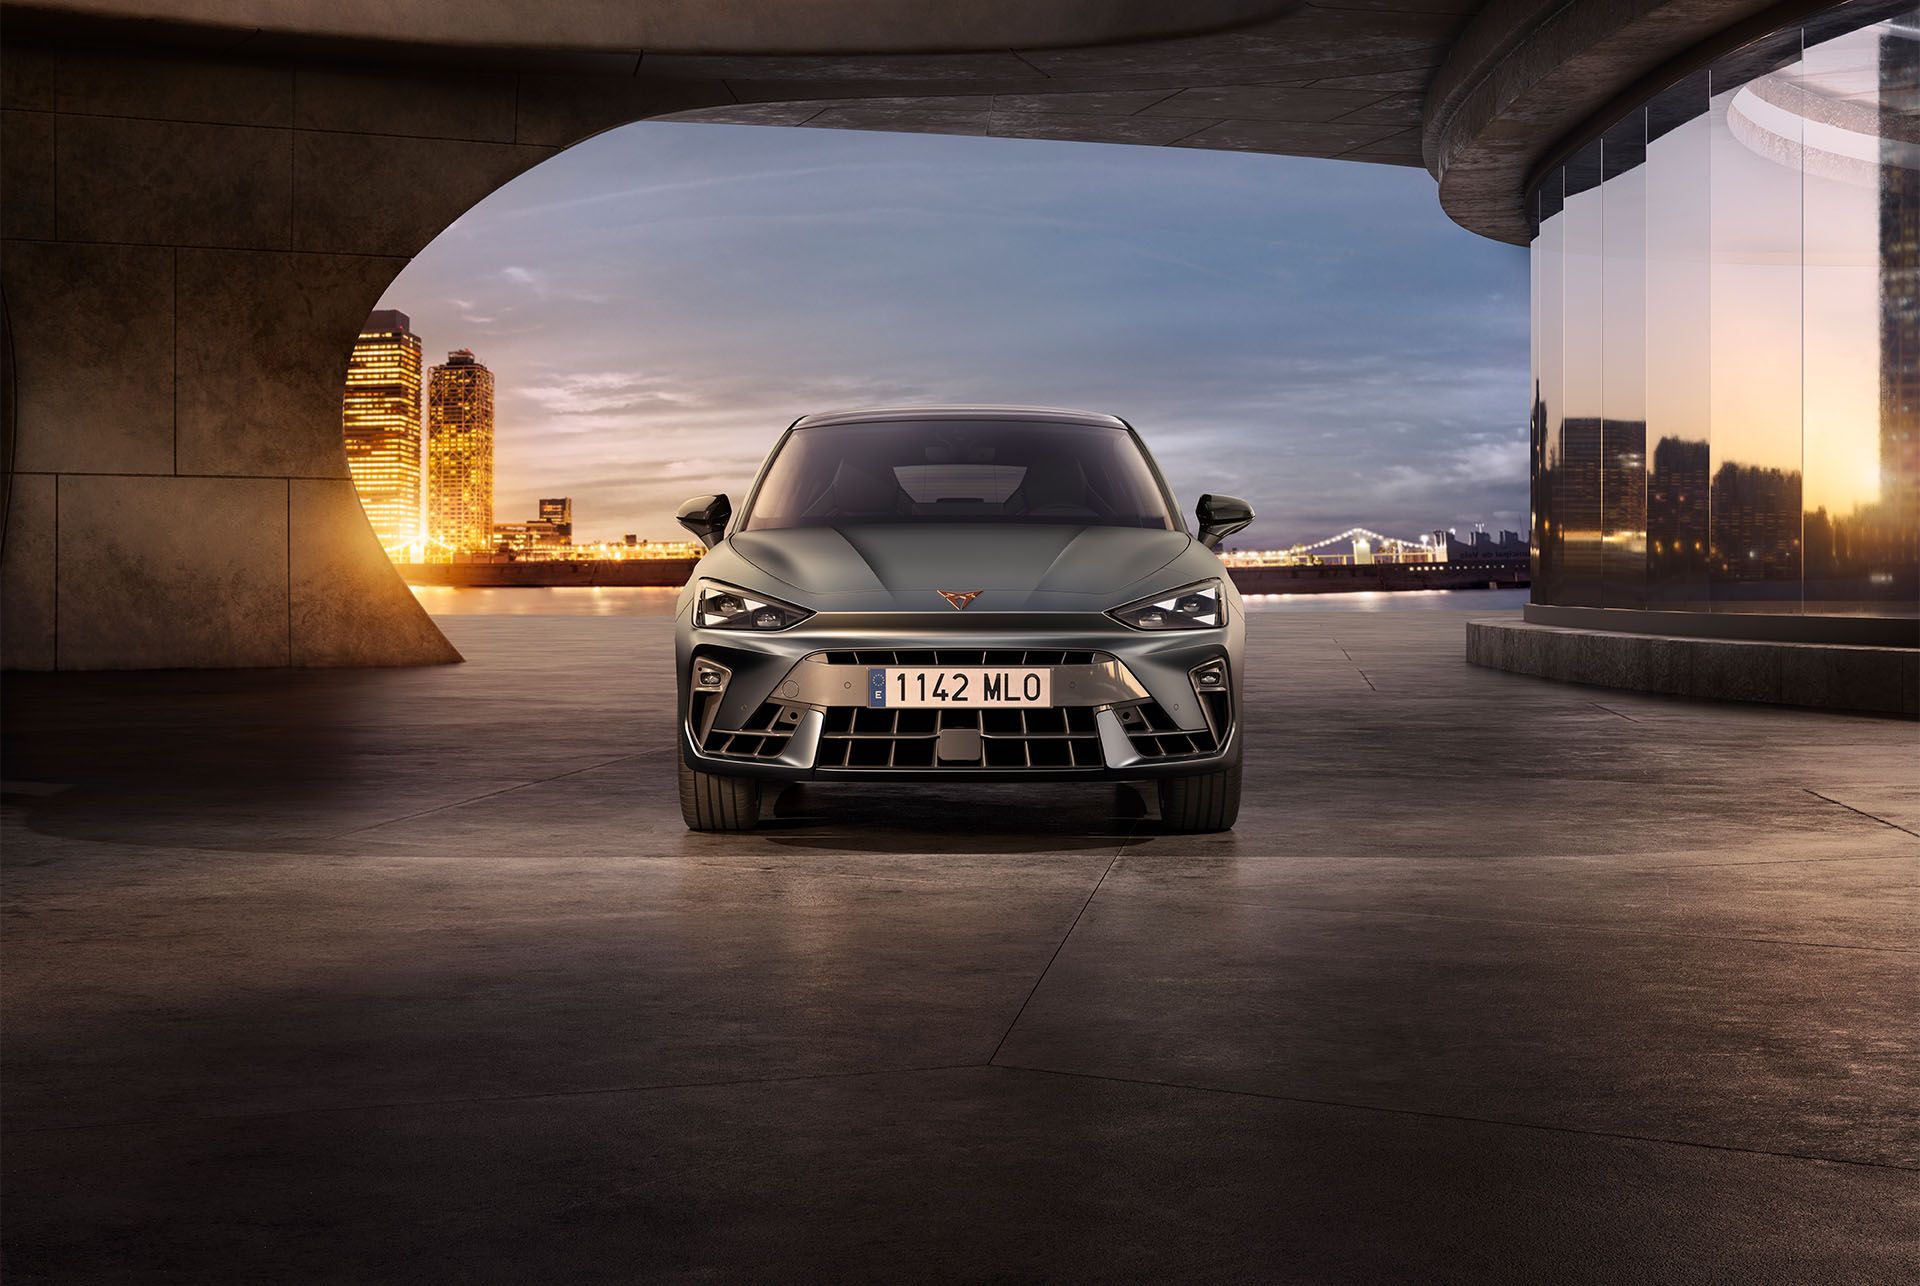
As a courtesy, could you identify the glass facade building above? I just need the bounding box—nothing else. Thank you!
[1529,0,1919,627]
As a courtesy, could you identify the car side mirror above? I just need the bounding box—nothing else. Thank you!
[1196,494,1253,551]
[676,494,731,548]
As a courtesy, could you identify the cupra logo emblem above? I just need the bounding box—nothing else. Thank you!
[937,589,983,611]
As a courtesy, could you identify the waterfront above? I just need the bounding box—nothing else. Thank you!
[409,585,1531,618]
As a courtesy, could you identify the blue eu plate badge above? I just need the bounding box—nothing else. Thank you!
[868,667,887,707]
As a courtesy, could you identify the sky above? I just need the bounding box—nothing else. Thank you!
[378,121,1530,549]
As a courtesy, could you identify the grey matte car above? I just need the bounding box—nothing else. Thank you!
[673,407,1252,832]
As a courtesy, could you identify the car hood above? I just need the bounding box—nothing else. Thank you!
[718,524,1200,613]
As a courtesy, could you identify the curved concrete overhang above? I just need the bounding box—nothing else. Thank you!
[2,0,1297,54]
[1421,0,1840,245]
[0,0,1479,670]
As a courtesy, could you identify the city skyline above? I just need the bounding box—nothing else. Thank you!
[369,120,1531,550]
[346,316,1528,556]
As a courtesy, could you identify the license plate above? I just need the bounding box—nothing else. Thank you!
[868,667,1051,708]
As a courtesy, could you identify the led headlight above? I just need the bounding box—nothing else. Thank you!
[694,581,813,631]
[1108,579,1224,631]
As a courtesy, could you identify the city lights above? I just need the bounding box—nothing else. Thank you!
[346,327,702,566]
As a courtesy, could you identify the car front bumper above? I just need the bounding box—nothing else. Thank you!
[676,611,1242,783]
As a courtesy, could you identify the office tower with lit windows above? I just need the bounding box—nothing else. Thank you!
[1882,26,1918,524]
[342,310,423,555]
[428,349,495,553]
[538,497,573,543]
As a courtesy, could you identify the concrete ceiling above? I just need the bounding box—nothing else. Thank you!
[644,2,1482,170]
[5,0,1303,53]
[6,0,1481,174]
[2,0,1834,244]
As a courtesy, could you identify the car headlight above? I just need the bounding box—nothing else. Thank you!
[1108,579,1225,631]
[694,581,813,631]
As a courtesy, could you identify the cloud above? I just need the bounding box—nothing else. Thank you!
[384,122,1529,546]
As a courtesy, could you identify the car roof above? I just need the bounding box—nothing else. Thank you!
[790,405,1130,430]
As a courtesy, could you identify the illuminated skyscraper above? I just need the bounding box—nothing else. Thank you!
[428,349,495,553]
[342,310,422,554]
[538,497,572,542]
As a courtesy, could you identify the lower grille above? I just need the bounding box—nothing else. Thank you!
[697,699,802,760]
[818,705,1103,769]
[1119,689,1232,760]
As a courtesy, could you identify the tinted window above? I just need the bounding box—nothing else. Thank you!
[742,420,1177,531]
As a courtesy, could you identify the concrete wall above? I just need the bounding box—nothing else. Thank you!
[0,44,680,668]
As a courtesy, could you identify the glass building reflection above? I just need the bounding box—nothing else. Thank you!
[1530,1,1920,620]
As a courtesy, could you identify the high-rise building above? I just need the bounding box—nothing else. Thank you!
[1880,28,1918,524]
[538,497,573,543]
[342,309,423,554]
[428,349,495,553]
[490,520,566,554]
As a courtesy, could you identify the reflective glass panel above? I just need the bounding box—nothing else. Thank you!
[1709,30,1807,612]
[1526,0,1917,623]
[1801,12,1920,611]
[1644,75,1713,609]
[1534,173,1566,604]
[1602,111,1650,608]
[1561,143,1607,606]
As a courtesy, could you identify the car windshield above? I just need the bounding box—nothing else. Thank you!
[741,419,1177,532]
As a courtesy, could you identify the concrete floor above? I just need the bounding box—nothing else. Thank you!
[3,608,1915,1281]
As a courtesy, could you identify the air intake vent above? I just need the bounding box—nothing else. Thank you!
[1117,694,1230,761]
[818,705,1103,769]
[700,701,802,760]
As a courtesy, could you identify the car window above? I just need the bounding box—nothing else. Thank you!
[742,420,1176,531]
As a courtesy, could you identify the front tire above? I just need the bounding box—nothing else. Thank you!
[1157,763,1241,833]
[679,755,763,831]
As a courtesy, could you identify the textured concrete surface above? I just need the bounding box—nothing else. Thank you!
[4,608,1915,1280]
[1423,0,1796,243]
[6,0,1297,54]
[1468,617,1920,717]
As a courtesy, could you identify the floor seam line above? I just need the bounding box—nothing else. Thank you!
[1330,636,1378,691]
[986,831,1130,1065]
[1050,896,1917,954]
[1,1062,988,1138]
[1632,852,1915,870]
[1803,789,1920,839]
[988,1064,1920,1173]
